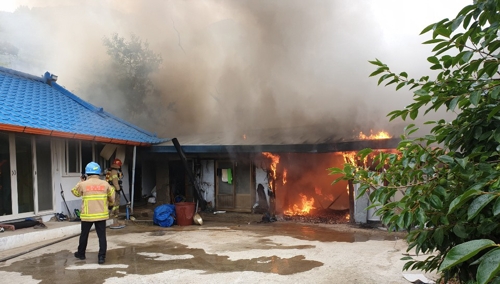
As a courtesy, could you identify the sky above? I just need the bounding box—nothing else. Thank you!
[0,0,472,140]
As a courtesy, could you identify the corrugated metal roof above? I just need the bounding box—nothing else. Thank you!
[0,67,167,145]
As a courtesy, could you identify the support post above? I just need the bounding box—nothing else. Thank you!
[131,146,137,215]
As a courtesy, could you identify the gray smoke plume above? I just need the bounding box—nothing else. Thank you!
[0,0,469,140]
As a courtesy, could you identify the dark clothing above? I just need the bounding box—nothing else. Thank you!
[77,220,107,258]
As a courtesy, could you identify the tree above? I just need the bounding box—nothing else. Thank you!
[102,33,162,116]
[329,1,500,283]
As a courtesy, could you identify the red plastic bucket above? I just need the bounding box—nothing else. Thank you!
[175,202,195,226]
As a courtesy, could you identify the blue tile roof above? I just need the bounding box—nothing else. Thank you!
[0,67,167,145]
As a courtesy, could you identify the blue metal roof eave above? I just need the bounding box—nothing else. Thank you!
[147,138,401,154]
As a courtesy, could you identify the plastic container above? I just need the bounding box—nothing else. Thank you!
[175,202,196,226]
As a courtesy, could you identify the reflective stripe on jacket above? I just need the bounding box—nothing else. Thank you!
[72,175,115,222]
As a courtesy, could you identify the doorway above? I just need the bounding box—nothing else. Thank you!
[216,160,253,212]
[0,133,53,221]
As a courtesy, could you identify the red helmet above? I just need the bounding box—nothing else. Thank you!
[112,158,122,167]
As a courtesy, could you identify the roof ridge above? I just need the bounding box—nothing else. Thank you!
[0,66,44,82]
[50,80,161,139]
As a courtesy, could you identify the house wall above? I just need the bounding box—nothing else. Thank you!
[53,139,81,221]
[53,140,132,222]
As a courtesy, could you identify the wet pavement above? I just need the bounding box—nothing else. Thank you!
[0,216,428,284]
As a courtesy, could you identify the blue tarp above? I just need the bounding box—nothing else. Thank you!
[153,204,176,227]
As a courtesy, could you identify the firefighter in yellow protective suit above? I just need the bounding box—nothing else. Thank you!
[106,158,124,228]
[72,162,114,264]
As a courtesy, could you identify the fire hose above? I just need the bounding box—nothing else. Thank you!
[117,188,131,220]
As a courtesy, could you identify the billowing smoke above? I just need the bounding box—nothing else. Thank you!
[0,0,469,140]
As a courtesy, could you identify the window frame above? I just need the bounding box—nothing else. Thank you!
[64,140,81,175]
[64,139,110,176]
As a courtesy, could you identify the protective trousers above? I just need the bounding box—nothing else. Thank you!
[77,220,107,258]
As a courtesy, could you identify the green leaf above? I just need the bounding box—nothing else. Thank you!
[430,195,443,209]
[456,157,468,169]
[433,227,444,245]
[449,189,481,214]
[414,89,429,96]
[448,96,460,111]
[462,51,473,63]
[420,23,435,35]
[438,155,454,164]
[494,198,500,216]
[451,15,464,32]
[410,109,419,120]
[477,248,500,284]
[432,41,451,52]
[439,239,496,272]
[484,60,499,77]
[453,224,468,238]
[468,194,496,221]
[368,59,385,67]
[463,11,473,29]
[396,82,405,91]
[487,104,500,121]
[423,39,446,45]
[434,27,451,38]
[427,56,439,64]
[491,87,500,100]
[369,68,385,77]
[470,91,481,106]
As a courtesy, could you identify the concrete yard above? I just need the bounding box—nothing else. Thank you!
[0,212,437,284]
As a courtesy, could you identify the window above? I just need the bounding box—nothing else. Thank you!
[65,140,111,175]
[65,140,80,174]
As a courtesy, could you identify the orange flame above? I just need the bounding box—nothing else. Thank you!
[358,130,392,140]
[284,194,316,215]
[342,149,400,170]
[282,169,287,185]
[342,151,364,167]
[262,152,280,179]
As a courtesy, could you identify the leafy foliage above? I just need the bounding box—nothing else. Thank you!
[330,1,500,283]
[103,33,162,115]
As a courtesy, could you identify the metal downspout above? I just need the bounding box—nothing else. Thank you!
[131,146,137,215]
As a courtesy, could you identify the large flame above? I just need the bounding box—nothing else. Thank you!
[358,130,392,140]
[284,193,316,215]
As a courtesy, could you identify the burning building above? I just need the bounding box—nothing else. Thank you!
[138,127,399,224]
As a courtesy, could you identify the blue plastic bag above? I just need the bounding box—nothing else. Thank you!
[153,204,176,227]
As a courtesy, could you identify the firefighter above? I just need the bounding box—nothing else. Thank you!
[72,162,114,265]
[106,158,125,228]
